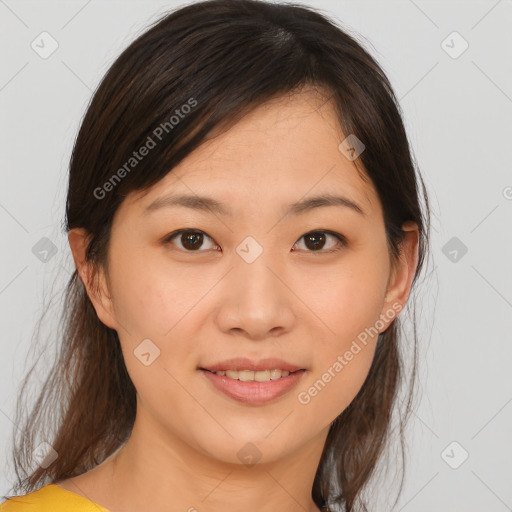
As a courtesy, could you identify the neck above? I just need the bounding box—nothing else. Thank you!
[100,406,330,512]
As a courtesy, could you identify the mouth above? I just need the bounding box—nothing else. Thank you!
[199,356,306,381]
[199,368,305,382]
[199,367,307,405]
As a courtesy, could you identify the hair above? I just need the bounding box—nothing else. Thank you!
[3,1,432,510]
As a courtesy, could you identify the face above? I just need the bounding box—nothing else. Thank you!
[70,88,418,466]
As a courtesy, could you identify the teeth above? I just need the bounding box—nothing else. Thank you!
[214,369,291,382]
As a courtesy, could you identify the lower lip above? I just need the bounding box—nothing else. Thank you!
[200,369,306,405]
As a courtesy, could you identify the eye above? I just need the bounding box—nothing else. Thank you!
[292,230,346,254]
[163,229,346,254]
[163,230,219,252]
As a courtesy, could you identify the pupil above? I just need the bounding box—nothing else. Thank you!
[182,232,203,250]
[305,232,325,250]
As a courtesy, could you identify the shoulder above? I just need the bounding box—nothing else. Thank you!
[0,484,110,512]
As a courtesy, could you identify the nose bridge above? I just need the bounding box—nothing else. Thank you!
[232,238,283,302]
[215,238,295,338]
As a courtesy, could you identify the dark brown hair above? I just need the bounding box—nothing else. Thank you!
[3,1,432,510]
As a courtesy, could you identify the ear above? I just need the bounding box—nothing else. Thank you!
[379,221,419,331]
[68,228,118,331]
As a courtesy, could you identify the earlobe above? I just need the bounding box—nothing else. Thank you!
[67,228,118,331]
[380,221,419,330]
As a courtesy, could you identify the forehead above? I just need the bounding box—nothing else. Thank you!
[128,88,379,219]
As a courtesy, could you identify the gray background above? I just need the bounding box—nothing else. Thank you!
[1,1,511,510]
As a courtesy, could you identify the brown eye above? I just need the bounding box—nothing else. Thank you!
[181,231,203,250]
[304,232,327,250]
[163,229,345,254]
[164,230,217,251]
[292,231,346,253]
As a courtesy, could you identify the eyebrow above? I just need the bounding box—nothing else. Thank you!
[143,192,366,217]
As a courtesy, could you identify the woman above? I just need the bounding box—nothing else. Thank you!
[1,0,431,510]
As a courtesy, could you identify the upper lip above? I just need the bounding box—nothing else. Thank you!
[200,357,305,373]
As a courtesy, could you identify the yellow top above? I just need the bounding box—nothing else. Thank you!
[0,484,110,512]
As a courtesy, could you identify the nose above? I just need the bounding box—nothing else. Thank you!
[215,252,296,341]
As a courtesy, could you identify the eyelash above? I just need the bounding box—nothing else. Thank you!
[162,229,347,254]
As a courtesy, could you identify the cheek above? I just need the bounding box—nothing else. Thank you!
[304,250,389,343]
[109,251,209,337]
[297,348,375,427]
[296,250,388,416]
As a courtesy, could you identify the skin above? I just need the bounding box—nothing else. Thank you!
[64,87,419,512]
